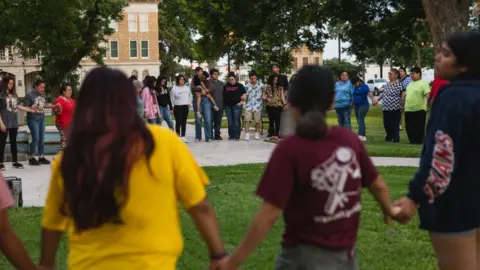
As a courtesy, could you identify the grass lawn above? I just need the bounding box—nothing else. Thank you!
[1,165,435,270]
[262,106,423,158]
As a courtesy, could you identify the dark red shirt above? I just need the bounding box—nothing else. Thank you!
[54,96,75,128]
[256,127,378,250]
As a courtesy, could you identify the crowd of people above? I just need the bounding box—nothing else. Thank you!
[0,30,480,270]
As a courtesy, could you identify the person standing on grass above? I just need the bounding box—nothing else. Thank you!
[376,68,405,143]
[133,80,145,119]
[244,71,264,141]
[218,65,399,270]
[351,76,376,142]
[399,67,411,131]
[190,67,213,142]
[53,85,76,152]
[403,67,430,145]
[38,67,227,270]
[208,69,225,140]
[264,75,286,141]
[267,63,289,137]
[334,72,354,130]
[0,175,37,270]
[394,31,480,270]
[142,76,162,125]
[24,79,58,166]
[223,72,246,141]
[0,77,38,170]
[155,76,174,130]
[171,75,192,143]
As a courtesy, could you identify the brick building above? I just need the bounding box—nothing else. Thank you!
[0,0,161,97]
[291,45,324,74]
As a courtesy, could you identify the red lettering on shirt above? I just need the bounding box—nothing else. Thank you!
[424,131,454,203]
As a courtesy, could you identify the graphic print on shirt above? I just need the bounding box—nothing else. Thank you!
[311,147,362,223]
[6,95,17,113]
[35,95,46,113]
[424,131,454,203]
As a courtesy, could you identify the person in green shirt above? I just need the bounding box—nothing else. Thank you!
[403,67,431,144]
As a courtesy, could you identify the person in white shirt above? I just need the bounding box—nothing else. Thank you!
[244,71,264,140]
[170,74,192,143]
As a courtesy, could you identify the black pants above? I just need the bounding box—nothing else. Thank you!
[405,110,427,144]
[0,128,18,163]
[383,110,401,143]
[266,106,282,137]
[173,105,189,137]
[211,107,223,138]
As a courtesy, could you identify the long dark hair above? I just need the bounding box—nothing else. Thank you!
[144,75,155,90]
[0,76,17,97]
[267,74,279,90]
[60,67,155,232]
[289,65,334,139]
[176,74,186,85]
[155,76,167,92]
[446,31,480,79]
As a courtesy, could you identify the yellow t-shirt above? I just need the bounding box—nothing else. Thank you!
[42,125,209,270]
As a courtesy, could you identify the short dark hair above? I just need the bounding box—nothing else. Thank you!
[34,78,46,87]
[194,67,203,72]
[210,68,219,75]
[351,77,362,85]
[399,67,407,73]
[227,72,236,79]
[272,63,280,68]
[410,67,422,75]
[248,71,257,78]
[59,84,71,95]
[176,74,186,85]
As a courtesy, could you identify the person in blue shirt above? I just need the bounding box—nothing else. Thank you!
[334,72,353,129]
[351,77,376,141]
[393,31,480,270]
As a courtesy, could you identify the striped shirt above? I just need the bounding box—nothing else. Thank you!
[382,81,404,111]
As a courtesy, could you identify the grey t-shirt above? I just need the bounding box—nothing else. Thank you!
[208,79,225,109]
[0,94,19,129]
[24,90,46,120]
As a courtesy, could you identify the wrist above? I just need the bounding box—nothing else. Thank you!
[210,251,228,261]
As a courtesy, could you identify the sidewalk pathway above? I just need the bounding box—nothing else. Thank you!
[7,124,419,207]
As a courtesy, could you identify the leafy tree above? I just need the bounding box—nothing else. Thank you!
[10,0,127,91]
[323,59,362,79]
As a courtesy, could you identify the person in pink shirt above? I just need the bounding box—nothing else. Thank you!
[0,176,36,269]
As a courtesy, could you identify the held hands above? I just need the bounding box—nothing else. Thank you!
[392,197,418,224]
[0,124,6,132]
[372,99,379,106]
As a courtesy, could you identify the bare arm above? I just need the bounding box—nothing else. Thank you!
[229,202,281,268]
[16,105,37,113]
[0,209,37,270]
[401,91,406,109]
[281,89,286,105]
[368,176,396,219]
[187,200,226,258]
[38,228,63,269]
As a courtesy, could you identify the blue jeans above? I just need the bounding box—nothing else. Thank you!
[224,104,243,139]
[335,107,352,130]
[27,117,45,156]
[159,106,174,130]
[354,104,369,136]
[193,95,212,140]
[147,117,161,124]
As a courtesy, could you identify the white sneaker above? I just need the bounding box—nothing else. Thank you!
[181,137,188,143]
[244,133,250,141]
[254,132,260,140]
[358,136,367,142]
[362,136,367,142]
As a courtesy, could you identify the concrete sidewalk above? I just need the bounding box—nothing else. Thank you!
[7,124,420,207]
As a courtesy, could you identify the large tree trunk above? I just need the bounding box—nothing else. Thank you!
[421,0,470,53]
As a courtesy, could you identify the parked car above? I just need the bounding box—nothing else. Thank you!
[366,78,388,96]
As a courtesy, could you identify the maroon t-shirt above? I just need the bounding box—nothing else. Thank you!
[256,127,378,250]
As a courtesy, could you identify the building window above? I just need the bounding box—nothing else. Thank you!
[139,13,148,32]
[130,41,138,58]
[110,41,119,58]
[302,57,308,66]
[142,70,149,80]
[292,57,298,70]
[315,57,320,65]
[110,20,118,32]
[141,40,149,58]
[128,13,137,32]
[131,70,138,78]
[0,49,6,61]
